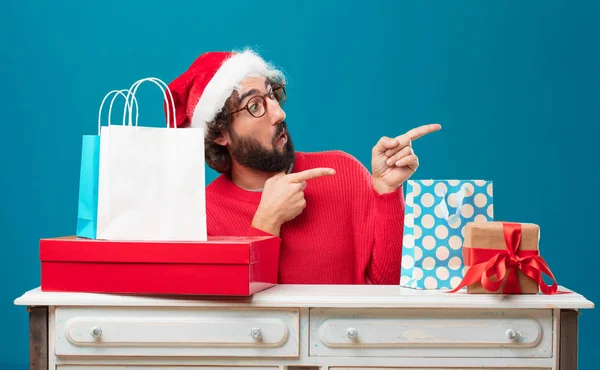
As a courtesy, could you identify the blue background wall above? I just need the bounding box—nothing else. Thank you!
[1,0,598,368]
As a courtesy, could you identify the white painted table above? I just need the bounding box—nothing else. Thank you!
[14,284,594,370]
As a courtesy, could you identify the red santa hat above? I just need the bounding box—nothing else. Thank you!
[165,49,285,131]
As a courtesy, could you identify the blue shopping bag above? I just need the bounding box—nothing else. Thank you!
[75,89,137,239]
[400,180,494,290]
[75,135,101,239]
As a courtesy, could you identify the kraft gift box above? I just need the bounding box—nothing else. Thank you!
[463,222,540,294]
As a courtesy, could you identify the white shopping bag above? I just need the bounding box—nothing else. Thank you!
[76,88,140,239]
[96,77,207,241]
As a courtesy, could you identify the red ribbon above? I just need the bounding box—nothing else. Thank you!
[448,223,559,294]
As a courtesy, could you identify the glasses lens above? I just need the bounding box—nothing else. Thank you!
[247,96,266,118]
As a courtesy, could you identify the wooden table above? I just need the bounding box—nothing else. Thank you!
[14,284,594,370]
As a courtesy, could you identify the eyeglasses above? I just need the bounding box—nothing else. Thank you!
[231,86,286,118]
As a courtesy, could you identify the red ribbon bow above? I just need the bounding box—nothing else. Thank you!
[449,223,559,294]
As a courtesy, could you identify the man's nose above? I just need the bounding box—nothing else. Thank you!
[267,98,286,125]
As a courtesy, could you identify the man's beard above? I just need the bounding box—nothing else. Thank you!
[228,121,295,173]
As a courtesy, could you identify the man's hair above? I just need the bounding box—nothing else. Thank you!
[204,79,285,173]
[204,91,239,174]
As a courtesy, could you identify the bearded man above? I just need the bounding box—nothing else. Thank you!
[166,49,440,285]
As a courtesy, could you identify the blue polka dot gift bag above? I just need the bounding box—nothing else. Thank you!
[400,180,494,290]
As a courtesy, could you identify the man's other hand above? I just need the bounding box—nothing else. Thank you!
[371,123,441,194]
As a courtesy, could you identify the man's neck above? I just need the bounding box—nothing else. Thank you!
[229,161,275,191]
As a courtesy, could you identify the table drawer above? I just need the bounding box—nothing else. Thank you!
[310,308,552,358]
[55,307,299,357]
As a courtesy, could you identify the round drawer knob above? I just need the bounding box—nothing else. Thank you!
[346,327,359,339]
[90,326,103,338]
[250,328,263,341]
[505,329,520,341]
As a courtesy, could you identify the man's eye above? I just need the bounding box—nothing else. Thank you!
[249,104,259,112]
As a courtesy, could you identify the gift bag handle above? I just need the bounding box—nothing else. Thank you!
[109,89,139,128]
[123,77,176,129]
[438,183,468,225]
[97,89,139,135]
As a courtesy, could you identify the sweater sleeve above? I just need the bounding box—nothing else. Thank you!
[245,226,283,241]
[343,152,405,285]
[366,185,405,284]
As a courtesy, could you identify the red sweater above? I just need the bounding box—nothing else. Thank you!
[206,150,405,285]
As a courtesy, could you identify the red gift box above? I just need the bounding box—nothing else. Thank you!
[40,235,280,296]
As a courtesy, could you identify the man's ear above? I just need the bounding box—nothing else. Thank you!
[214,131,231,146]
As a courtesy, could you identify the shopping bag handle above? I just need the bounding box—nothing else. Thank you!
[109,89,139,128]
[438,183,468,225]
[123,77,176,129]
[97,89,139,135]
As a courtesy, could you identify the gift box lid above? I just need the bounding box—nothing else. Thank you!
[40,236,278,265]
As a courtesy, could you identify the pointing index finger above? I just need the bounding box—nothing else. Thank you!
[404,123,442,141]
[288,168,336,182]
